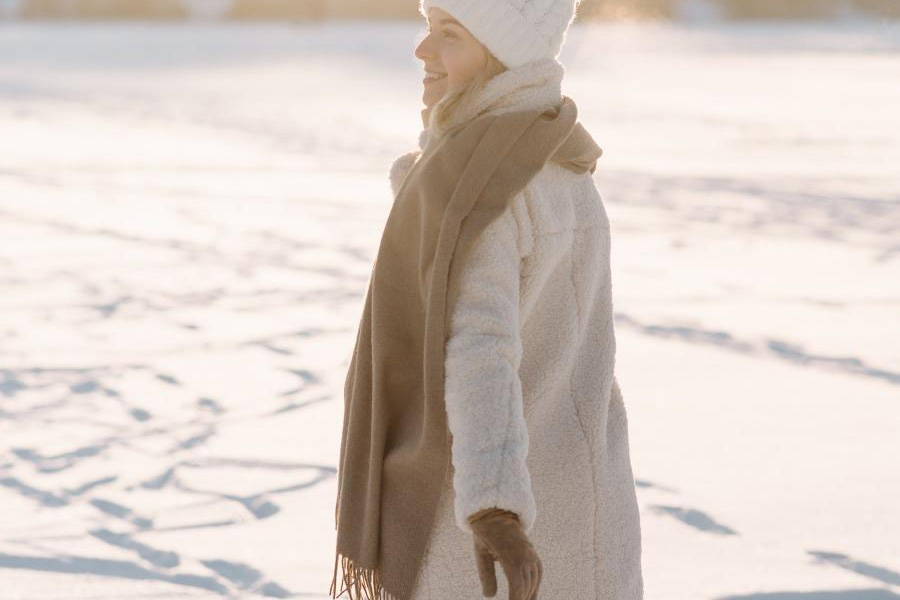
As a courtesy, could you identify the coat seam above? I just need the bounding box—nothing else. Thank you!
[534,223,605,239]
[568,229,600,598]
[489,374,516,510]
[520,224,606,282]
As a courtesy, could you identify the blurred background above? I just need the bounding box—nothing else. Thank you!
[1,0,900,20]
[1,1,898,600]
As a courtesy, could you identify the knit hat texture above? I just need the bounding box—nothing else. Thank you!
[419,0,581,68]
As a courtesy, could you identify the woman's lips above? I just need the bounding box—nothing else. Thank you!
[423,74,447,85]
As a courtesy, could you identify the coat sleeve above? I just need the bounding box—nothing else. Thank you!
[444,195,538,535]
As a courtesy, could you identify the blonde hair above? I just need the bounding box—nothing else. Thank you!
[427,46,507,139]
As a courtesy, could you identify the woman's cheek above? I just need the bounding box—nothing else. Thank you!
[445,57,467,84]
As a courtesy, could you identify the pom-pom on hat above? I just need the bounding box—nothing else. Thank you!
[419,0,581,69]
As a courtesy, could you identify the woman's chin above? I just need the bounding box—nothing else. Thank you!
[423,86,447,106]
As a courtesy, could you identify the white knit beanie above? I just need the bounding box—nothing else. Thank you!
[418,0,581,69]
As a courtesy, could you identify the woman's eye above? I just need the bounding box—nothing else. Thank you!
[442,31,457,40]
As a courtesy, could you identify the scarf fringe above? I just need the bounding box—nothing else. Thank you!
[330,551,402,600]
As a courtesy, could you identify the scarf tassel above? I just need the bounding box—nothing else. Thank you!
[330,551,402,600]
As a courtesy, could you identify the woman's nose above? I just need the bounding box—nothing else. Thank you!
[415,33,434,61]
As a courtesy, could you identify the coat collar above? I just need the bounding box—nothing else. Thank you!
[419,57,565,151]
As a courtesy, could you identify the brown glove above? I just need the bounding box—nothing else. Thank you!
[467,507,543,600]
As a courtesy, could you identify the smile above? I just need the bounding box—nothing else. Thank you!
[424,72,447,84]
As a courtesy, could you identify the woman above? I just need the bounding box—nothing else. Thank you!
[331,1,643,599]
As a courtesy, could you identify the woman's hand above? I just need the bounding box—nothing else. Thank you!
[468,508,543,599]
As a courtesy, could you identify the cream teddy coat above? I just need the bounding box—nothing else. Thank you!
[388,58,643,600]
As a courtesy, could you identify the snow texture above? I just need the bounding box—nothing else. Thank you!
[0,19,899,600]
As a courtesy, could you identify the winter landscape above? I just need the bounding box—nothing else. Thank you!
[1,15,899,600]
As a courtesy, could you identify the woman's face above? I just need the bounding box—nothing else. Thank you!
[414,7,488,108]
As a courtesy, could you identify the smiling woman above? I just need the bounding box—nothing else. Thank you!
[414,6,507,135]
[331,0,644,599]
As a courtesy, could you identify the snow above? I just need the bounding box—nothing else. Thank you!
[0,19,898,600]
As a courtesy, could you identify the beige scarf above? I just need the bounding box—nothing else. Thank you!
[330,92,603,600]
